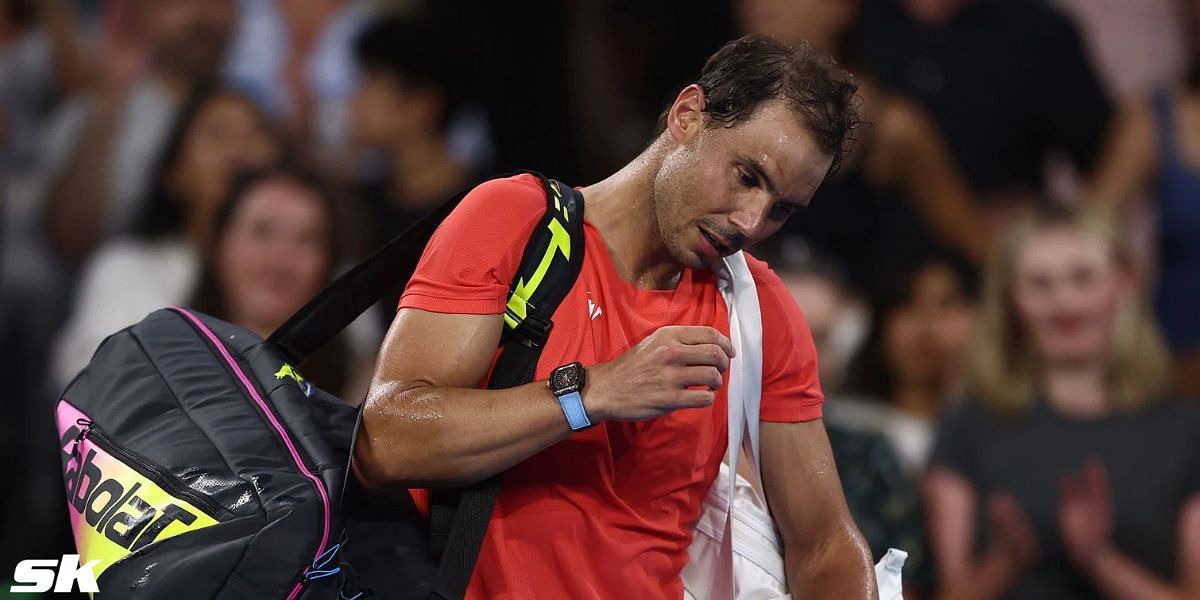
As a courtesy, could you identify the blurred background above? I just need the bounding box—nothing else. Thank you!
[2,0,1199,598]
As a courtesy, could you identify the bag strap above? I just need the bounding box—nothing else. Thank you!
[428,177,586,600]
[267,170,583,598]
[268,173,583,364]
[267,191,462,364]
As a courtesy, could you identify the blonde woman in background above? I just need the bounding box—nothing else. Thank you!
[924,207,1200,599]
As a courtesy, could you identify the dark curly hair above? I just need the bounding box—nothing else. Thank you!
[660,34,861,179]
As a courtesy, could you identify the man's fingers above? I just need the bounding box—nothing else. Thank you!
[676,388,716,408]
[669,326,735,358]
[680,366,723,391]
[675,343,731,371]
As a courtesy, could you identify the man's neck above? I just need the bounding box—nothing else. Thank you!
[580,143,684,290]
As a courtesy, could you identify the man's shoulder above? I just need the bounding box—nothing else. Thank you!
[741,251,818,362]
[464,172,547,207]
[440,172,550,241]
[743,252,801,317]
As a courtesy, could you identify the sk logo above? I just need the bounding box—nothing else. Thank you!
[10,555,99,593]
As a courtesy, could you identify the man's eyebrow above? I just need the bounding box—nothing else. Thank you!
[735,153,782,198]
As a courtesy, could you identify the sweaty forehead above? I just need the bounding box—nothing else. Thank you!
[713,101,833,198]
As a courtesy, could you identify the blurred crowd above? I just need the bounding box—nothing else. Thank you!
[2,0,1199,598]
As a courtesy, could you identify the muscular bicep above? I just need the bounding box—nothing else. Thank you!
[369,308,504,397]
[353,308,503,489]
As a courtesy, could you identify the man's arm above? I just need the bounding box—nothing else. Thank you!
[761,420,877,599]
[353,309,573,489]
[352,307,733,490]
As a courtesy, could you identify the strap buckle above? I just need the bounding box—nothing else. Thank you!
[505,313,553,348]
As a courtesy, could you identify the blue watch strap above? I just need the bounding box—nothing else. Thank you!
[557,391,592,431]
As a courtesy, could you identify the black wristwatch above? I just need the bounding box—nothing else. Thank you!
[549,362,591,430]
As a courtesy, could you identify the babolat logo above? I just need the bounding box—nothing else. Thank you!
[56,420,219,579]
[62,431,200,552]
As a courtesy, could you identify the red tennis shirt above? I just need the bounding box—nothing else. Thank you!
[399,174,823,598]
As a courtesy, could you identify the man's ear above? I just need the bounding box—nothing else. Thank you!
[665,84,707,143]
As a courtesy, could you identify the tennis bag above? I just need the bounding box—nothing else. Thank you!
[53,173,585,599]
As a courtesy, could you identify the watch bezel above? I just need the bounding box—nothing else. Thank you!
[550,362,585,396]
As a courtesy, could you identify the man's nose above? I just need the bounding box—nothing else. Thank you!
[728,196,771,239]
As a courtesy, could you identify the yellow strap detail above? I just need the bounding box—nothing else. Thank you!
[505,216,571,328]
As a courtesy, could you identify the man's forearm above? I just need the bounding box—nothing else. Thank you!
[353,379,574,489]
[785,524,878,600]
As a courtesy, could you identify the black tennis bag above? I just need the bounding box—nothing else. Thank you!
[53,173,585,599]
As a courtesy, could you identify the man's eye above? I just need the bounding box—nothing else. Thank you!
[737,168,757,187]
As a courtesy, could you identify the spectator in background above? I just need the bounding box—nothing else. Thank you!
[926,207,1200,599]
[40,0,236,265]
[50,86,279,389]
[349,12,479,328]
[836,250,977,474]
[1085,2,1200,400]
[857,0,1110,219]
[1047,0,1188,101]
[190,165,373,400]
[1,2,99,577]
[0,0,87,178]
[767,238,868,395]
[810,248,977,596]
[224,0,373,161]
[350,12,474,247]
[737,0,989,302]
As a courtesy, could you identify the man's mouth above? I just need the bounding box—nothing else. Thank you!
[700,227,734,256]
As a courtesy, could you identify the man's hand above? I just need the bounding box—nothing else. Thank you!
[585,326,734,422]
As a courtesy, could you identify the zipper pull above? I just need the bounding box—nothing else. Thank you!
[71,418,93,459]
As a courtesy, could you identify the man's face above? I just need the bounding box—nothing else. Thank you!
[653,96,834,269]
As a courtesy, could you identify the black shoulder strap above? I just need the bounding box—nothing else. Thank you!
[267,190,461,364]
[272,170,585,599]
[267,173,583,364]
[428,176,586,600]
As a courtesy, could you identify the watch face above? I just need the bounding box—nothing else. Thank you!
[551,363,583,394]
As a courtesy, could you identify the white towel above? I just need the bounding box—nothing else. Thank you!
[682,252,905,600]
